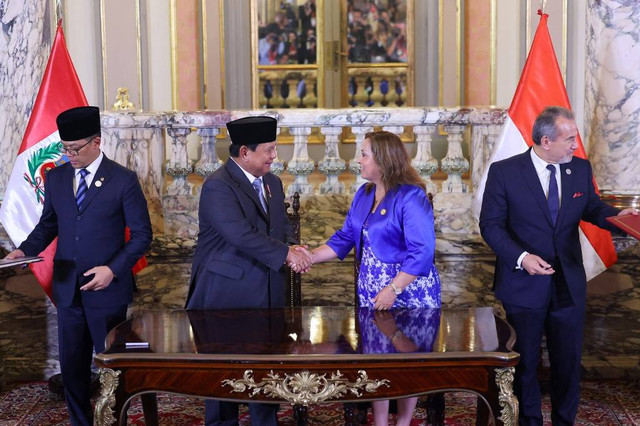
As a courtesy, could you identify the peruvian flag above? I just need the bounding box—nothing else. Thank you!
[472,10,616,280]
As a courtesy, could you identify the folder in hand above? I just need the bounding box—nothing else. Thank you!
[606,214,640,240]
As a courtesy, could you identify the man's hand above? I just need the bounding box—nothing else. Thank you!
[80,266,115,291]
[521,254,555,276]
[618,208,639,216]
[286,245,312,273]
[4,249,25,260]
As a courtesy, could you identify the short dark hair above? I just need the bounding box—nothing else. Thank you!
[229,143,260,158]
[532,106,574,145]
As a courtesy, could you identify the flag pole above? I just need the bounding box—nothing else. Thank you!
[55,0,63,26]
[540,0,547,14]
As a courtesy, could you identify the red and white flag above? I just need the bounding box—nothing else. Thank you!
[472,10,616,280]
[0,22,88,300]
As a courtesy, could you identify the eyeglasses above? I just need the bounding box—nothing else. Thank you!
[61,138,95,156]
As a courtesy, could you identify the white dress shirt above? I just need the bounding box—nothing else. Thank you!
[74,151,104,195]
[516,148,563,269]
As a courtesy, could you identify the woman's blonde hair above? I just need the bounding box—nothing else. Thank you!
[363,130,426,193]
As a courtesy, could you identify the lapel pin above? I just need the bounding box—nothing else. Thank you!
[380,209,387,215]
[566,169,571,175]
[95,181,102,187]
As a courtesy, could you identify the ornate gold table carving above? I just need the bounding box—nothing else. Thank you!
[222,369,390,405]
[94,368,120,426]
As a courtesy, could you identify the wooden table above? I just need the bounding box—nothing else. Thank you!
[93,306,519,425]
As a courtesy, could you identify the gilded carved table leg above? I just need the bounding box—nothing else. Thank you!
[495,367,518,426]
[94,368,121,426]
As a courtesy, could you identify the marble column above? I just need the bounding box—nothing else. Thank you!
[286,127,315,196]
[585,1,640,203]
[0,0,52,390]
[0,1,51,198]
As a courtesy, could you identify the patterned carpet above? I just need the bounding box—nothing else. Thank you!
[0,380,638,425]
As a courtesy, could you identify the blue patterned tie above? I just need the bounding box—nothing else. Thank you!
[252,178,268,212]
[76,169,89,210]
[547,164,559,226]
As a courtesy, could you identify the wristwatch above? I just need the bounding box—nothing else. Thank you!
[389,282,402,295]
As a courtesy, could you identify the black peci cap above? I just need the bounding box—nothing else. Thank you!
[56,106,101,141]
[226,116,277,145]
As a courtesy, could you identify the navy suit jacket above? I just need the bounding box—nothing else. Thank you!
[479,148,619,309]
[186,159,295,310]
[19,156,152,308]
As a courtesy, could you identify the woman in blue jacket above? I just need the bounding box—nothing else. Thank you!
[310,130,440,426]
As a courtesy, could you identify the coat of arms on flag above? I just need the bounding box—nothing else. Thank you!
[24,144,69,205]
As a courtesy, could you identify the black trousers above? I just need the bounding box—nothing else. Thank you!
[502,273,584,426]
[57,302,128,426]
[204,400,279,426]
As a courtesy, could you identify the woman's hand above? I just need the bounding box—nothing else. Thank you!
[372,285,396,310]
[372,310,396,335]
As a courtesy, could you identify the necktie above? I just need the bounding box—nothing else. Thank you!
[546,164,559,226]
[76,169,89,210]
[252,178,268,212]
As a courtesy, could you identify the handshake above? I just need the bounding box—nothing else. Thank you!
[286,245,314,274]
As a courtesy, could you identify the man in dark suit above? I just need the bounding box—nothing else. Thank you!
[4,106,152,426]
[479,106,637,425]
[186,116,311,425]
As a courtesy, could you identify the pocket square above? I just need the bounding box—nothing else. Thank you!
[572,192,584,198]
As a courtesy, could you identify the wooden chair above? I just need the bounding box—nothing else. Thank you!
[285,192,302,307]
[348,192,445,425]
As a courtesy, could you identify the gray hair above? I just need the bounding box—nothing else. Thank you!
[532,106,574,145]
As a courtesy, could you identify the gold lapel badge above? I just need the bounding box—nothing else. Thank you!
[380,209,387,215]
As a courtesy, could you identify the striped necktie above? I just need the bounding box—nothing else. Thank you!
[76,169,89,210]
[546,164,559,226]
[252,178,268,212]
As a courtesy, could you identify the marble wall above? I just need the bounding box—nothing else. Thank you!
[585,0,640,196]
[0,1,52,197]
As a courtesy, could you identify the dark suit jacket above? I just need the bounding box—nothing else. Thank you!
[479,148,619,309]
[19,156,152,308]
[185,159,295,310]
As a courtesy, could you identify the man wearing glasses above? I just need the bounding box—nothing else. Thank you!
[4,106,152,426]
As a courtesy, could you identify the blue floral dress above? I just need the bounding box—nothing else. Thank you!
[357,222,441,308]
[358,308,441,354]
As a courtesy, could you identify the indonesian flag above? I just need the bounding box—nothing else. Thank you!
[472,10,616,280]
[0,22,147,301]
